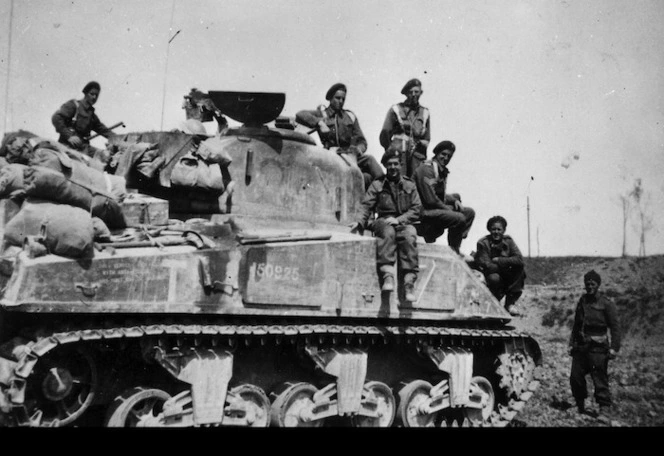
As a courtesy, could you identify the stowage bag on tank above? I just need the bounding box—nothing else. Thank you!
[170,153,224,191]
[0,163,28,197]
[23,165,126,229]
[3,198,94,258]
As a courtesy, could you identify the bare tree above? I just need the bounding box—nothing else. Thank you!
[619,194,631,257]
[629,179,654,257]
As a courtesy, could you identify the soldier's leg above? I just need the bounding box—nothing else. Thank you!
[373,218,398,290]
[570,353,590,409]
[420,209,458,244]
[396,225,419,302]
[589,351,612,407]
[484,273,505,301]
[357,153,385,182]
[459,206,475,240]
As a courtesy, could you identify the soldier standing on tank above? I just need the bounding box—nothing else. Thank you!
[412,140,475,254]
[474,215,525,316]
[350,147,421,302]
[379,78,430,178]
[295,83,384,190]
[52,81,112,158]
[569,270,621,419]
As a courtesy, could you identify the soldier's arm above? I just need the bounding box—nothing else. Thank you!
[295,109,324,129]
[396,185,422,226]
[51,100,77,139]
[91,114,112,138]
[378,109,396,150]
[474,240,496,272]
[415,167,447,210]
[356,182,379,228]
[494,238,525,267]
[349,114,368,154]
[420,110,430,149]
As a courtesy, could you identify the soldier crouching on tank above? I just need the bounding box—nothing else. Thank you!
[182,88,229,136]
[295,83,384,190]
[474,215,526,316]
[569,270,621,419]
[350,147,421,302]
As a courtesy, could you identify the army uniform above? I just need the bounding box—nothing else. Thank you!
[52,98,111,156]
[412,157,475,252]
[569,273,621,411]
[296,85,383,189]
[379,102,430,178]
[475,234,526,306]
[355,173,421,290]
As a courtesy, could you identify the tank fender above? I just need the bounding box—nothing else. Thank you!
[152,346,233,426]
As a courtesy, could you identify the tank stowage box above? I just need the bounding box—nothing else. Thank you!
[0,91,541,427]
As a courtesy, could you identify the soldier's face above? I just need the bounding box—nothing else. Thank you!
[437,149,454,166]
[330,90,346,111]
[584,279,600,296]
[84,88,100,105]
[489,222,505,242]
[406,87,422,105]
[385,157,401,180]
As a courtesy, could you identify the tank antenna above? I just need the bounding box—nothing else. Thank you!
[3,0,14,133]
[160,0,178,130]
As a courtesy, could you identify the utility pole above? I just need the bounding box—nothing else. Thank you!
[3,0,14,133]
[527,195,531,258]
[160,0,178,130]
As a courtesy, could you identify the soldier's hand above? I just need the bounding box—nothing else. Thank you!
[68,136,83,148]
[608,349,617,360]
[318,121,330,135]
[454,200,464,212]
[349,222,362,234]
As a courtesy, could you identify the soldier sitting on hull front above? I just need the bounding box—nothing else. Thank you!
[296,82,384,190]
[350,147,421,302]
[412,140,475,254]
[52,81,112,159]
[379,78,430,178]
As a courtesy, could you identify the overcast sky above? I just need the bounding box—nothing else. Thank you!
[1,0,662,257]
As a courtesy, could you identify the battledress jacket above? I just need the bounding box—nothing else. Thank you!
[569,293,621,352]
[412,159,461,213]
[379,102,430,158]
[295,106,367,153]
[356,176,421,229]
[52,99,111,144]
[475,235,524,274]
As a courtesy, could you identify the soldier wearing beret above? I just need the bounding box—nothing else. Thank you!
[52,81,112,158]
[569,270,621,418]
[350,146,421,302]
[296,83,384,189]
[379,78,431,178]
[412,140,475,255]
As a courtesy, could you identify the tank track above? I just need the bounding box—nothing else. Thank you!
[1,322,540,427]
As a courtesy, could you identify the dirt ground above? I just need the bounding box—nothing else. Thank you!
[507,255,664,427]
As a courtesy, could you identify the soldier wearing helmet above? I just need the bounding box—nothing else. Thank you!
[379,78,430,178]
[350,146,421,302]
[295,83,384,189]
[52,81,112,157]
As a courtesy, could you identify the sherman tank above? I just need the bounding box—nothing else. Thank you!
[0,91,541,427]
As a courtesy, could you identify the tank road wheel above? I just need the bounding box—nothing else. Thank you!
[270,382,323,427]
[396,380,437,427]
[351,381,396,427]
[105,387,171,427]
[24,346,98,426]
[227,384,271,427]
[463,376,495,426]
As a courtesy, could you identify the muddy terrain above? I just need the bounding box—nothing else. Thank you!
[511,255,664,427]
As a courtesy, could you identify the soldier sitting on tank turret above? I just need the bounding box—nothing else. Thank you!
[412,140,475,255]
[295,82,384,190]
[350,147,421,302]
[183,88,229,136]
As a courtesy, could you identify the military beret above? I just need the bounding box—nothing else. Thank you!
[433,140,456,155]
[381,146,401,166]
[401,78,422,95]
[584,269,601,285]
[82,81,101,94]
[325,83,347,101]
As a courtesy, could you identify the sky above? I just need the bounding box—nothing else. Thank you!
[1,0,663,257]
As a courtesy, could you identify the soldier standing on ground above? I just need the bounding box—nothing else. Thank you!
[350,147,421,302]
[412,140,475,254]
[52,81,111,158]
[474,215,526,316]
[568,270,621,419]
[379,78,430,178]
[295,83,384,189]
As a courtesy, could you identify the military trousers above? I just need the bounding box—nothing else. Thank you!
[570,349,612,407]
[485,263,526,302]
[373,219,419,274]
[357,154,385,189]
[418,206,476,252]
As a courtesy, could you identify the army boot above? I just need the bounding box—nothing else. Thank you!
[380,265,395,292]
[404,272,417,302]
